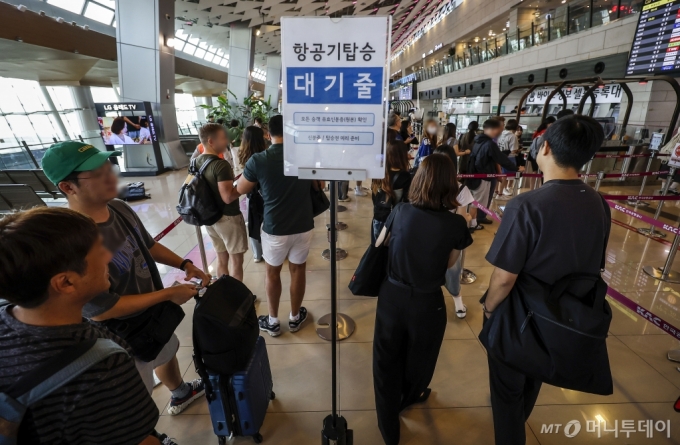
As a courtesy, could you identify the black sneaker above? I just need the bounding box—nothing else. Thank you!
[478,217,493,225]
[289,307,308,333]
[258,315,281,337]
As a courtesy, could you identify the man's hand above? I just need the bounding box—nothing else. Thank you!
[169,284,198,305]
[518,166,525,172]
[184,262,211,286]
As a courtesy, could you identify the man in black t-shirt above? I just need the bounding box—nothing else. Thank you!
[482,115,610,444]
[0,208,162,445]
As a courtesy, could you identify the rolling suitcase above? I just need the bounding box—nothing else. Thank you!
[206,337,275,444]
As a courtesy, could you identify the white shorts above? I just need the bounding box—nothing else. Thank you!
[261,230,313,267]
[134,333,180,394]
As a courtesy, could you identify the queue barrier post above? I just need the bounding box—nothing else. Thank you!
[583,159,593,184]
[594,171,605,192]
[460,204,477,284]
[628,151,655,208]
[643,222,680,283]
[195,226,209,274]
[638,166,675,239]
[512,171,521,197]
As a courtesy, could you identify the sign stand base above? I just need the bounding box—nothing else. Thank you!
[322,414,353,445]
[638,227,667,239]
[316,313,356,340]
[643,266,680,283]
[460,269,477,284]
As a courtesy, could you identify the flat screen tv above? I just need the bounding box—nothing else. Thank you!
[98,116,153,145]
[626,0,680,76]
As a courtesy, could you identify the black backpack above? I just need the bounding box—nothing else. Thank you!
[177,157,223,226]
[192,276,259,396]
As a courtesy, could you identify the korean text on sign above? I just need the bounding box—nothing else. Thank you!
[286,67,383,105]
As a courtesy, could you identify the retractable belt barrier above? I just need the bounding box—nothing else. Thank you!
[593,153,670,159]
[606,200,680,235]
[154,216,183,242]
[460,171,665,180]
[607,287,680,341]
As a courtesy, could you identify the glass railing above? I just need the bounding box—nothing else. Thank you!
[389,0,644,91]
[0,136,103,170]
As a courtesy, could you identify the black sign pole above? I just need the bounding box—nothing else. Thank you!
[322,180,353,445]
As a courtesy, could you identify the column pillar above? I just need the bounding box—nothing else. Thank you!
[193,96,213,121]
[227,23,256,109]
[114,0,186,168]
[264,55,282,110]
[70,86,107,150]
[38,85,69,141]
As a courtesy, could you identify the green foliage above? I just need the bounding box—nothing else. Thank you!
[200,89,275,128]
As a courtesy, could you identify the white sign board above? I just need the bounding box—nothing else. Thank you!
[650,132,665,151]
[524,84,624,105]
[669,143,680,168]
[281,16,390,178]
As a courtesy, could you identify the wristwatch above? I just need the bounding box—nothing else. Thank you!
[179,259,193,271]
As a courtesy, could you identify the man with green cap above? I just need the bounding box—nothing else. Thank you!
[42,141,211,416]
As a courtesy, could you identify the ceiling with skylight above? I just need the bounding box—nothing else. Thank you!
[46,0,115,26]
[174,28,230,69]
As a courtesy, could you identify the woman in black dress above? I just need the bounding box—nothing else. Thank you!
[372,155,474,445]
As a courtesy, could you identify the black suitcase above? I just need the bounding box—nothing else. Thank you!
[206,337,275,444]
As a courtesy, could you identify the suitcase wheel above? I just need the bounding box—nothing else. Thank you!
[218,437,227,445]
[270,391,276,400]
[253,433,263,443]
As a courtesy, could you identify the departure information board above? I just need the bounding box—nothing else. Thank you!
[626,0,680,76]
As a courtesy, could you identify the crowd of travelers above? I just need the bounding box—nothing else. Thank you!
[0,108,610,445]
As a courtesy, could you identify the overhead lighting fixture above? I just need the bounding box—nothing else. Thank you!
[256,29,261,35]
[166,37,176,48]
[16,4,27,12]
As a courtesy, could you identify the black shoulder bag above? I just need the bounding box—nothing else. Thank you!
[479,200,612,395]
[348,203,403,297]
[310,180,330,217]
[101,204,186,362]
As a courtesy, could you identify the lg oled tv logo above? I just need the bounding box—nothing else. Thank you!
[541,420,582,438]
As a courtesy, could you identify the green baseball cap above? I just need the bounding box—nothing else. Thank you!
[42,142,121,185]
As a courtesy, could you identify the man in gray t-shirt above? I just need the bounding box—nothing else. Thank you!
[42,141,211,417]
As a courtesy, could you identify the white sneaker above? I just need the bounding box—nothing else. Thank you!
[338,196,351,202]
[354,187,367,197]
[496,195,512,201]
[502,188,513,196]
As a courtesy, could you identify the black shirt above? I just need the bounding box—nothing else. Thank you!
[386,203,473,290]
[372,170,412,222]
[486,179,611,284]
[471,133,518,178]
[243,144,314,235]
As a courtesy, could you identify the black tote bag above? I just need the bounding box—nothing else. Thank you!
[348,204,402,297]
[479,272,613,395]
[102,204,186,362]
[310,181,330,217]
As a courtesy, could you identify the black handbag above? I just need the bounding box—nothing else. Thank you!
[348,204,402,296]
[479,225,613,395]
[102,204,186,362]
[310,181,330,217]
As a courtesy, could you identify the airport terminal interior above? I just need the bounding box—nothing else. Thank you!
[4,0,680,444]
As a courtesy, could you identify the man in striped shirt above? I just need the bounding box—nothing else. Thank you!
[0,208,163,444]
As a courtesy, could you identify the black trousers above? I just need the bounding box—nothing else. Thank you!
[488,355,542,445]
[373,279,447,445]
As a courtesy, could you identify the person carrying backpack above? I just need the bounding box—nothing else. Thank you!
[0,208,165,445]
[194,123,248,281]
[481,116,610,444]
[371,141,412,244]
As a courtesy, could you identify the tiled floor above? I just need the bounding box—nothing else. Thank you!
[125,171,680,444]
